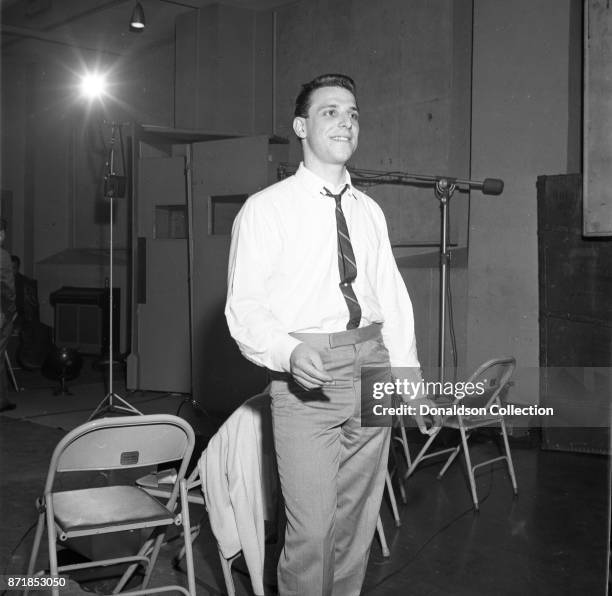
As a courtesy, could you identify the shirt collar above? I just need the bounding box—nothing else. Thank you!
[295,162,355,199]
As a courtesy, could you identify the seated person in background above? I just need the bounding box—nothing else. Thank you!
[11,255,40,328]
[9,254,49,370]
[0,220,16,412]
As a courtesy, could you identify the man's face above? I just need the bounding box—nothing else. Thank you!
[293,85,359,169]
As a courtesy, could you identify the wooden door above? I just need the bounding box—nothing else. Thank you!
[131,155,191,393]
[190,136,287,413]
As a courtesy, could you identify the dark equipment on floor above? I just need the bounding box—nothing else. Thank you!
[42,346,83,396]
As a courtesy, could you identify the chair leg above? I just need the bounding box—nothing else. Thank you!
[176,523,202,564]
[438,443,462,479]
[388,433,407,504]
[376,515,390,557]
[27,509,45,576]
[500,419,518,495]
[219,551,236,596]
[114,538,153,593]
[385,470,401,527]
[141,533,165,589]
[180,480,197,596]
[397,473,407,505]
[24,510,46,596]
[404,428,440,479]
[45,502,60,596]
[5,352,20,391]
[396,417,412,468]
[459,427,479,511]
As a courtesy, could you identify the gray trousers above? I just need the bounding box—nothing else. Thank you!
[270,324,391,596]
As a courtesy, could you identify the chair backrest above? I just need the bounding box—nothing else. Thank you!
[44,414,195,506]
[460,356,516,410]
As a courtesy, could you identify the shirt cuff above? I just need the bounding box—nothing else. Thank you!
[391,366,424,402]
[391,366,423,384]
[268,334,303,373]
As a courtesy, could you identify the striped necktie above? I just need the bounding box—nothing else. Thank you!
[323,184,362,330]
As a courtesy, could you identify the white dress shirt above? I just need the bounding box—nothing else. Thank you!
[225,162,420,373]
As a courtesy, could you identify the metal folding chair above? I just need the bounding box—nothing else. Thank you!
[402,357,518,510]
[5,351,21,391]
[137,460,395,595]
[4,312,21,391]
[26,414,196,596]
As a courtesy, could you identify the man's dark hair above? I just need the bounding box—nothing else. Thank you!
[0,218,6,232]
[294,73,357,118]
[11,255,20,269]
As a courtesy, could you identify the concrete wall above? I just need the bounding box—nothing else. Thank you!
[468,0,578,389]
[175,5,274,134]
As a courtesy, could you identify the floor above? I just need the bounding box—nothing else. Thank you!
[0,360,610,595]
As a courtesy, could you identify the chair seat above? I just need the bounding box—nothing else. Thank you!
[52,485,175,535]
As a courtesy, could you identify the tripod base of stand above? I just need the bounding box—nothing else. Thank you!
[89,391,142,421]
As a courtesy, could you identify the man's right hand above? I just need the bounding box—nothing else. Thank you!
[289,343,333,390]
[414,412,442,436]
[409,395,443,436]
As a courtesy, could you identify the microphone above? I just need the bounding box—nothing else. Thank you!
[435,176,504,196]
[480,178,504,195]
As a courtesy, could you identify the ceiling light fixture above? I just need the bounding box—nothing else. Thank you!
[129,2,145,32]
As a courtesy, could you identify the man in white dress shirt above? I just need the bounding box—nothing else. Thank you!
[226,74,421,595]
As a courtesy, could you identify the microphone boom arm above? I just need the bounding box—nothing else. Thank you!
[278,163,504,195]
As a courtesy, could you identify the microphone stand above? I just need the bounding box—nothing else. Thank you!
[434,178,455,383]
[350,170,503,383]
[89,122,142,420]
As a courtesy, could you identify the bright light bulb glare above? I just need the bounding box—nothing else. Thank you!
[130,21,144,29]
[80,72,108,100]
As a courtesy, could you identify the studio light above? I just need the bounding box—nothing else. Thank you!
[130,2,145,32]
[79,71,108,100]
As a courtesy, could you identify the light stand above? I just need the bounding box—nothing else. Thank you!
[89,122,142,420]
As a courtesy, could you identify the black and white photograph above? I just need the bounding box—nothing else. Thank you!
[0,1,610,595]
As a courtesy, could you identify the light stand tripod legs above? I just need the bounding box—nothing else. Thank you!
[89,390,142,419]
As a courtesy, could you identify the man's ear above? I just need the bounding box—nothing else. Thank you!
[293,117,306,139]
